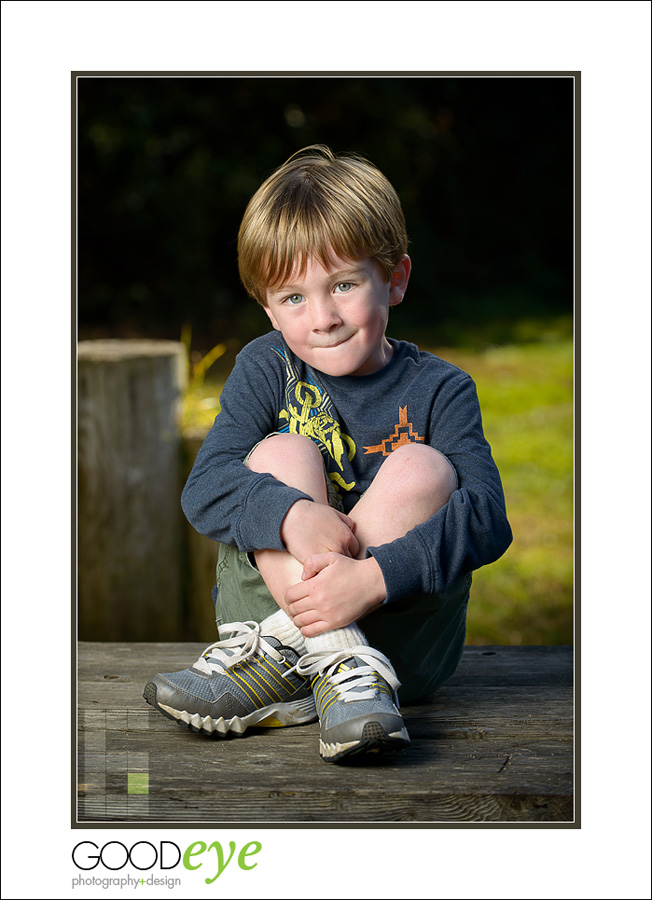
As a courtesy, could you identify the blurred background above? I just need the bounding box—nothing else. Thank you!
[77,75,574,645]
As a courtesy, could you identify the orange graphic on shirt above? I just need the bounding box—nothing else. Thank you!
[363,406,426,456]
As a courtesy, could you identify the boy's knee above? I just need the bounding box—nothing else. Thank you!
[246,432,322,476]
[381,443,457,507]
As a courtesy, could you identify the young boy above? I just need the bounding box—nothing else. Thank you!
[144,145,512,762]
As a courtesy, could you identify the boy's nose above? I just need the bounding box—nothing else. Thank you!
[311,297,342,332]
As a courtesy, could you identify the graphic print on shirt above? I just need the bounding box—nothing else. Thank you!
[273,347,357,495]
[364,406,426,455]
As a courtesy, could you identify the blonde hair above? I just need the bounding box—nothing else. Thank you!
[238,145,408,305]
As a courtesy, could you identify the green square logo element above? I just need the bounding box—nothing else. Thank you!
[128,772,149,795]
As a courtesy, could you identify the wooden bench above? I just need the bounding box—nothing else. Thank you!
[77,643,574,824]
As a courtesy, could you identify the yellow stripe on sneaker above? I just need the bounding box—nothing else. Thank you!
[244,666,285,701]
[226,669,267,706]
[225,656,295,706]
[312,676,338,717]
[311,675,331,706]
[258,659,295,693]
[318,693,340,716]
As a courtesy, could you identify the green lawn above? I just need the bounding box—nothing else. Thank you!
[183,329,575,645]
[433,339,574,645]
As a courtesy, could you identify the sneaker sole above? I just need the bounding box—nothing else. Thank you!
[320,723,411,762]
[143,681,317,736]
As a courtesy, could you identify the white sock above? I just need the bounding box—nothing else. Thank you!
[259,609,306,654]
[304,622,368,654]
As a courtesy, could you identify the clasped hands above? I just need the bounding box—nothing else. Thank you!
[279,498,386,637]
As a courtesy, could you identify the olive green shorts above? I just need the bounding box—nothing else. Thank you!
[213,542,471,705]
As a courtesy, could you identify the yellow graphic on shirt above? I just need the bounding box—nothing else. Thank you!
[363,406,425,455]
[274,349,356,494]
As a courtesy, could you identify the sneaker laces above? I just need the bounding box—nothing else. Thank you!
[292,646,400,702]
[193,621,285,675]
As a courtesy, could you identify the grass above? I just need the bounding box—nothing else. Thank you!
[182,323,574,645]
[433,339,574,645]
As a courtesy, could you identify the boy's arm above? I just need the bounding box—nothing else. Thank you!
[280,499,359,563]
[367,372,512,603]
[286,552,386,634]
[181,342,312,553]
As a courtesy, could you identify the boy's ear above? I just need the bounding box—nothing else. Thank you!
[388,255,411,306]
[263,304,281,331]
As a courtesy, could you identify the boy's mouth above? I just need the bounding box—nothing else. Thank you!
[318,336,352,349]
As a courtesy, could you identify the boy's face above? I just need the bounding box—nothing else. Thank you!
[263,251,411,377]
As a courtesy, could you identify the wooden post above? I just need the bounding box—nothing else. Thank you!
[78,340,187,640]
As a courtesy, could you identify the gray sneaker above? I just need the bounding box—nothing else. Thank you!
[143,621,317,736]
[294,646,410,762]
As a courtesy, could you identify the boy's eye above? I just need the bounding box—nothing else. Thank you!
[283,294,304,305]
[334,282,353,293]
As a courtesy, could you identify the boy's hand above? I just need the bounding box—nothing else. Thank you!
[280,499,359,563]
[285,554,386,636]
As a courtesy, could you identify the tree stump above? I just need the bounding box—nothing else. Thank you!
[78,340,187,640]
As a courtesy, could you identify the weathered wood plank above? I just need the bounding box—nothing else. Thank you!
[78,681,572,710]
[78,748,573,798]
[78,643,573,684]
[76,643,574,824]
[80,793,573,827]
[79,705,572,740]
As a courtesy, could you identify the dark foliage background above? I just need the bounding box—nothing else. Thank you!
[78,75,573,350]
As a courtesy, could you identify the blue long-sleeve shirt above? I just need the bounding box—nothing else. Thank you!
[181,331,512,603]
